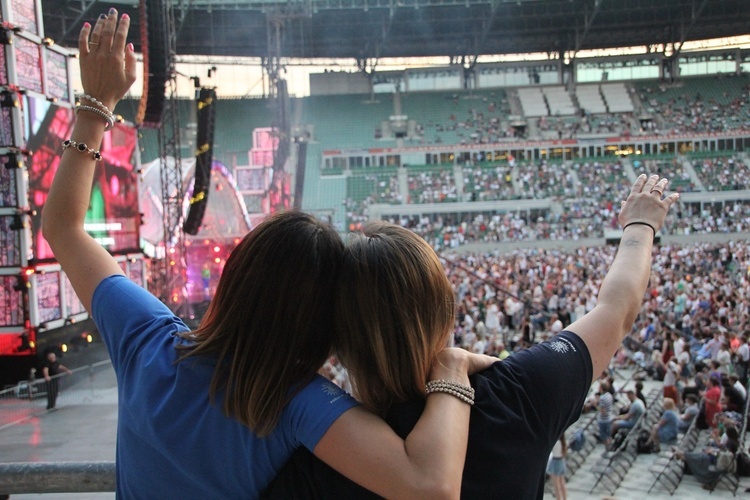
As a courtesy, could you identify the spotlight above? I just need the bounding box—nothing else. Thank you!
[0,26,13,45]
[3,153,23,169]
[207,66,217,78]
[10,213,28,231]
[42,37,54,47]
[1,90,20,108]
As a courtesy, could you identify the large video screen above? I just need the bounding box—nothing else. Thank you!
[24,95,141,261]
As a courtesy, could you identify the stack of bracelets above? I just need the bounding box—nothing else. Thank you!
[75,93,116,131]
[61,94,117,161]
[425,379,475,405]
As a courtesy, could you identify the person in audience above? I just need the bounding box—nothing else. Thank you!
[678,394,701,433]
[547,435,568,500]
[40,11,494,498]
[596,381,614,449]
[612,389,646,436]
[644,397,679,452]
[264,174,679,498]
[674,425,740,489]
[702,375,723,428]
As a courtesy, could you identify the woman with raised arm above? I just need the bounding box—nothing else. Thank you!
[41,10,495,498]
[264,173,679,499]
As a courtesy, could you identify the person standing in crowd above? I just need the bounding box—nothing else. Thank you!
[702,375,723,428]
[42,351,73,410]
[547,436,568,500]
[41,11,495,498]
[596,381,614,449]
[264,173,679,498]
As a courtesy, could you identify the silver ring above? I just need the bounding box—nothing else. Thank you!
[89,42,99,46]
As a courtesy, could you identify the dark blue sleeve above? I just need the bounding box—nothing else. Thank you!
[489,330,593,443]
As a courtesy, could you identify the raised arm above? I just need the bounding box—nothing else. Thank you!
[314,348,496,499]
[41,10,137,312]
[567,174,679,382]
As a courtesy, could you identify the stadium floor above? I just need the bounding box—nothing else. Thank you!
[1,345,748,499]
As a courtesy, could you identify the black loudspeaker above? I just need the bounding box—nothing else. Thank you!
[183,88,217,236]
[292,140,306,210]
[136,0,170,128]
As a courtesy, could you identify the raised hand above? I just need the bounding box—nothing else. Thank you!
[78,8,137,111]
[618,174,680,233]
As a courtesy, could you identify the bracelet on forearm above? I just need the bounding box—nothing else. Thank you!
[622,221,656,237]
[75,104,115,131]
[61,139,102,161]
[426,379,475,405]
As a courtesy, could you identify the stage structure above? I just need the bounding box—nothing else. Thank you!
[137,0,188,314]
[0,0,146,385]
[139,157,251,312]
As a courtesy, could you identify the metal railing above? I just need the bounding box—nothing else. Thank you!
[0,360,116,430]
[0,461,115,494]
[0,360,118,494]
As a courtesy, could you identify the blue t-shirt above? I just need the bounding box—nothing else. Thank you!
[658,409,680,443]
[92,275,358,499]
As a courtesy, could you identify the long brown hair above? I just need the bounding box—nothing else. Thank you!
[334,221,455,414]
[178,211,344,436]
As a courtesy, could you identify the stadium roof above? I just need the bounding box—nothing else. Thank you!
[42,0,749,61]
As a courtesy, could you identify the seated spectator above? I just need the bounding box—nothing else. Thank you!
[678,394,701,433]
[612,389,646,436]
[644,397,680,452]
[674,425,740,489]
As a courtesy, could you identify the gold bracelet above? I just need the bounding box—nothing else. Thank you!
[61,139,102,161]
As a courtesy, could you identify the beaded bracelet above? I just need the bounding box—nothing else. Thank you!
[77,94,113,116]
[75,104,115,131]
[426,379,475,405]
[61,139,102,161]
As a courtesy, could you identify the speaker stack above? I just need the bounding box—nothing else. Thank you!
[183,88,217,235]
[136,0,170,128]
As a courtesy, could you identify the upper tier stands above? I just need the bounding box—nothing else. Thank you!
[517,87,549,117]
[637,75,750,134]
[600,83,635,113]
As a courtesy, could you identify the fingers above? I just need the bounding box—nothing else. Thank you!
[112,13,130,54]
[629,174,647,198]
[642,174,659,193]
[99,8,119,51]
[78,22,91,55]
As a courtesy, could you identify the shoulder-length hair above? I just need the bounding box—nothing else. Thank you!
[335,221,455,415]
[178,211,344,436]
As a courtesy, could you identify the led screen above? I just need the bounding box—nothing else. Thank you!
[24,95,141,261]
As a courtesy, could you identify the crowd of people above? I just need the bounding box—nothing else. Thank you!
[692,156,750,192]
[638,77,750,135]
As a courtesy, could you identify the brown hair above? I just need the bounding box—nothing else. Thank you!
[334,221,455,414]
[177,211,344,436]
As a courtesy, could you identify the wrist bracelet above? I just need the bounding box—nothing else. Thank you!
[426,379,475,405]
[622,221,656,237]
[77,94,113,116]
[61,139,102,161]
[75,104,115,131]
